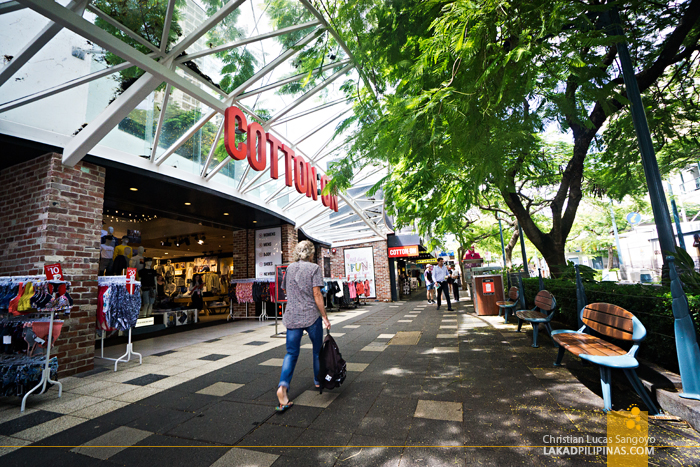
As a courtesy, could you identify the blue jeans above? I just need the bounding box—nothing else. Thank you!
[279,317,323,389]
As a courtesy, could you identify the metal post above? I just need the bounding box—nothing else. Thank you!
[574,265,586,330]
[388,258,398,302]
[497,217,507,269]
[671,199,687,250]
[518,224,529,277]
[609,199,626,279]
[606,8,700,400]
[538,268,544,291]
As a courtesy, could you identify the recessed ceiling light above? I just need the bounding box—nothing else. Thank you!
[129,187,138,191]
[253,221,257,223]
[164,252,169,255]
[184,202,191,206]
[223,213,229,216]
[222,236,225,238]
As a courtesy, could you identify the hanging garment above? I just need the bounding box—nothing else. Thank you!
[364,280,371,297]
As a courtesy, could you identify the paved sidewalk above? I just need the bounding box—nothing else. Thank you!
[1,295,699,466]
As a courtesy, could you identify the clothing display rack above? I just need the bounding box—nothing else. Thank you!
[96,275,142,371]
[0,275,68,412]
[227,278,275,322]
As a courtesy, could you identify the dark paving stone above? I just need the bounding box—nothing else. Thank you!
[237,422,305,456]
[240,329,256,333]
[407,418,464,446]
[166,400,273,445]
[124,373,170,386]
[287,427,352,462]
[152,350,177,357]
[125,406,198,434]
[203,338,221,343]
[339,434,404,467]
[139,388,219,413]
[0,447,105,467]
[108,434,228,467]
[0,410,62,436]
[399,447,467,467]
[74,366,111,378]
[32,419,119,449]
[266,405,323,429]
[198,353,228,361]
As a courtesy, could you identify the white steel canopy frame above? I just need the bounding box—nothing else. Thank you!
[1,0,389,245]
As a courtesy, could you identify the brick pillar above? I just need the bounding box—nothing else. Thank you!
[0,153,105,375]
[330,240,391,301]
[280,223,297,264]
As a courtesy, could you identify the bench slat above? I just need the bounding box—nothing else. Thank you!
[584,308,634,333]
[553,333,627,357]
[534,291,554,311]
[496,301,516,307]
[516,310,547,320]
[508,287,518,301]
[582,319,634,341]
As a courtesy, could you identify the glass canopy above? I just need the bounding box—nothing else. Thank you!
[0,0,389,245]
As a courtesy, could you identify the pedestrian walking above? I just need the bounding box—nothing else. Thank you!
[276,240,331,412]
[424,265,435,304]
[433,257,453,311]
[451,267,460,302]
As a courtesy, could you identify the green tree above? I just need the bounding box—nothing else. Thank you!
[324,0,700,275]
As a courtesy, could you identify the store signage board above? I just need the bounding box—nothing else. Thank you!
[256,227,282,279]
[44,263,63,280]
[388,245,419,258]
[275,264,288,303]
[224,106,339,212]
[344,246,376,298]
[416,258,438,264]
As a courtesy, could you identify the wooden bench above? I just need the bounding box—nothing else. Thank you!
[496,287,520,324]
[552,303,659,414]
[515,290,556,348]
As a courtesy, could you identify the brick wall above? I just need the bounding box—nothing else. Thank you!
[0,153,105,375]
[281,224,297,264]
[330,240,391,301]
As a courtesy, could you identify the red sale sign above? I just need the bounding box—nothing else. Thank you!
[126,268,137,294]
[44,263,63,281]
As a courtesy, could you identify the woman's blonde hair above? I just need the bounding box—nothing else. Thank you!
[293,240,315,262]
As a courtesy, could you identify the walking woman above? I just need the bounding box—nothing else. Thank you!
[277,241,331,411]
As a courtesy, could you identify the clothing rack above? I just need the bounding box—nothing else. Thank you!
[96,276,142,371]
[229,278,275,283]
[226,278,274,321]
[0,275,67,412]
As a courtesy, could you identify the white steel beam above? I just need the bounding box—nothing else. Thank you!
[238,59,350,99]
[265,185,288,204]
[272,97,350,125]
[168,0,247,57]
[0,1,23,15]
[264,63,353,126]
[294,108,350,146]
[331,237,386,248]
[160,0,176,52]
[86,4,160,54]
[149,83,171,161]
[179,21,321,62]
[0,0,88,88]
[17,0,227,113]
[228,28,323,97]
[63,71,164,166]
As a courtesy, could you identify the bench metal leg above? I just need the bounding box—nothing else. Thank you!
[516,318,523,333]
[624,369,660,415]
[531,323,539,348]
[545,323,556,347]
[504,308,510,324]
[498,306,503,317]
[554,346,566,366]
[600,366,612,412]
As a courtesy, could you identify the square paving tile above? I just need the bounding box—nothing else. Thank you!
[439,325,458,329]
[196,382,243,397]
[441,319,457,322]
[377,334,395,339]
[293,390,339,408]
[389,331,422,345]
[259,358,284,366]
[344,325,360,329]
[0,410,62,436]
[72,426,152,460]
[430,347,459,354]
[74,366,111,378]
[152,350,177,357]
[113,386,162,403]
[437,334,459,339]
[346,363,369,372]
[245,341,269,346]
[397,320,412,323]
[124,374,170,386]
[70,399,129,419]
[203,338,221,343]
[210,447,278,467]
[414,400,463,422]
[361,345,386,352]
[13,415,86,442]
[198,354,229,361]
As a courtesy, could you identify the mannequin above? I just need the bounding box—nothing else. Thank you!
[112,236,133,275]
[163,260,175,282]
[139,259,157,317]
[99,227,115,275]
[129,246,145,271]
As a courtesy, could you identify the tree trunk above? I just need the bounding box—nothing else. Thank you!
[505,229,519,268]
[607,245,614,269]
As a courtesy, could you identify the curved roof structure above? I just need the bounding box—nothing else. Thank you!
[0,0,391,245]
